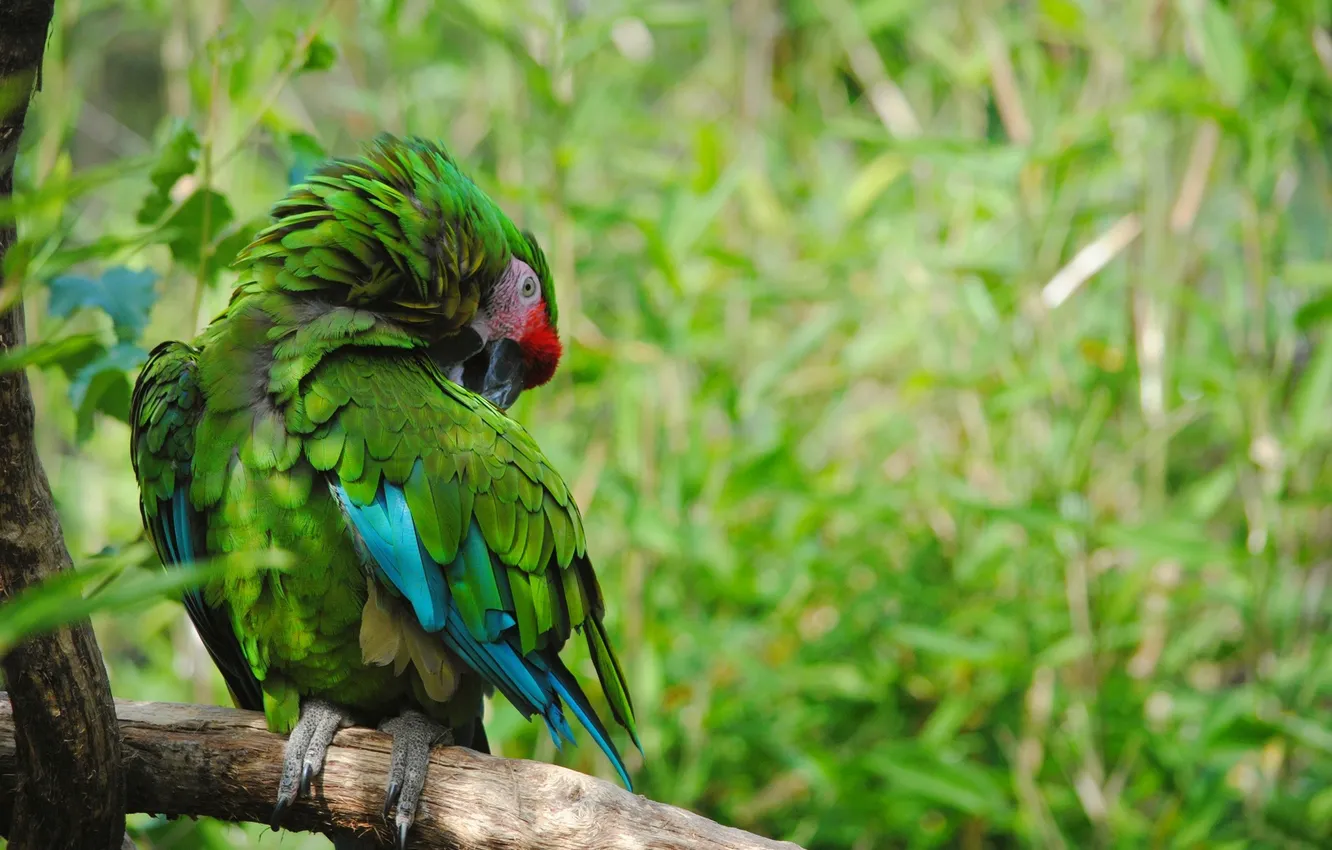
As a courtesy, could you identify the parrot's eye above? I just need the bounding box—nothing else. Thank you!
[519,275,538,300]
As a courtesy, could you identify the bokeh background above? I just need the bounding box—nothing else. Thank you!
[5,0,1332,847]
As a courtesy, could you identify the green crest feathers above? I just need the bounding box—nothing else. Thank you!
[234,134,558,338]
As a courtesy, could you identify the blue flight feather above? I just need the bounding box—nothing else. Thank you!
[337,484,546,708]
[172,489,195,561]
[171,490,206,615]
[485,610,517,642]
[360,487,396,544]
[334,484,448,631]
[385,483,449,631]
[165,488,266,712]
[442,608,547,713]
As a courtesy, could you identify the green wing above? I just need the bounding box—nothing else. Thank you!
[293,350,639,783]
[130,341,264,710]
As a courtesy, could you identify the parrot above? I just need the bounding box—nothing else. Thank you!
[129,135,640,848]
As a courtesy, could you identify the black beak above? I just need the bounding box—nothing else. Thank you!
[461,338,526,410]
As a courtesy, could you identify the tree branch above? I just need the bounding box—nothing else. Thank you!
[0,695,803,850]
[0,1,128,847]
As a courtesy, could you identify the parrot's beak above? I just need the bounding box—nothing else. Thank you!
[462,338,526,410]
[430,325,484,369]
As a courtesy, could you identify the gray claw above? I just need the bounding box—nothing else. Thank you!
[272,698,351,827]
[379,711,451,849]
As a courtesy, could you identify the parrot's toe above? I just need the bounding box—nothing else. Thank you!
[379,710,451,850]
[272,698,352,828]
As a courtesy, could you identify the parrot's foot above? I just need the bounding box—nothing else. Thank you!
[271,698,353,828]
[380,710,451,850]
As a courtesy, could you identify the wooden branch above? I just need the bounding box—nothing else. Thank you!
[0,695,803,850]
[0,2,128,847]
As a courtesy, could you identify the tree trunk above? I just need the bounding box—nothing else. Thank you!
[0,1,128,847]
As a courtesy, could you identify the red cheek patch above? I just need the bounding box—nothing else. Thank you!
[520,319,562,388]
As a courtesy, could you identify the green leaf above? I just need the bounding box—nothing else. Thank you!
[69,342,147,440]
[300,35,338,73]
[53,336,106,381]
[39,233,160,281]
[1180,464,1237,521]
[842,153,908,221]
[159,188,235,275]
[0,545,294,655]
[206,218,261,280]
[1096,519,1236,567]
[1196,0,1249,106]
[1295,294,1332,330]
[949,489,1088,536]
[0,156,153,224]
[1202,709,1279,755]
[1038,0,1084,33]
[1285,262,1332,290]
[871,750,1011,820]
[1276,713,1332,758]
[47,266,159,342]
[1290,336,1332,451]
[892,624,1000,663]
[0,333,100,375]
[137,120,201,225]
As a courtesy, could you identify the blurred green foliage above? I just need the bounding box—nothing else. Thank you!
[4,0,1332,847]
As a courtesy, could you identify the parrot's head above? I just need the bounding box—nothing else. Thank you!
[454,231,562,411]
[242,133,564,411]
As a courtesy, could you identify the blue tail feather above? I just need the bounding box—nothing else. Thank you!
[543,655,633,791]
[335,480,633,790]
[171,489,195,562]
[442,617,546,713]
[164,488,265,712]
[169,490,205,615]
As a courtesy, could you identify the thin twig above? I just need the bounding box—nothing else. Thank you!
[821,0,921,139]
[1041,214,1142,310]
[212,0,338,173]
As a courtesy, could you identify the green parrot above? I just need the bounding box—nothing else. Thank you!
[129,135,639,848]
